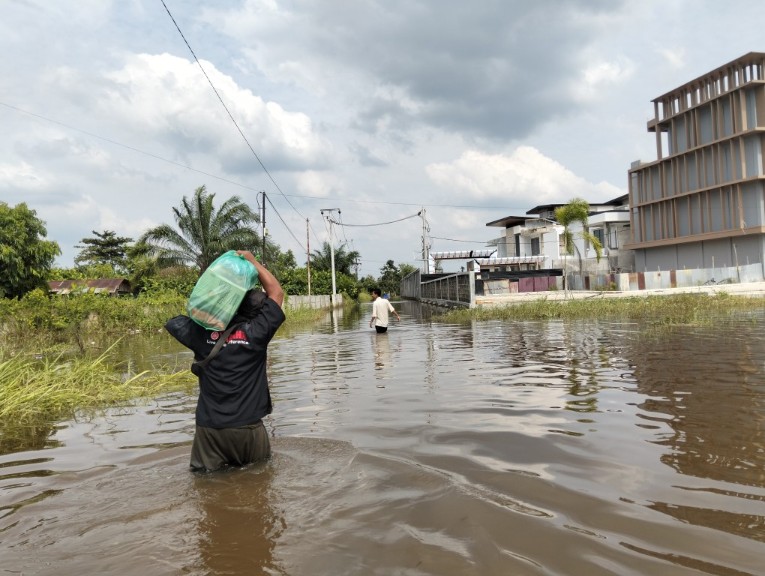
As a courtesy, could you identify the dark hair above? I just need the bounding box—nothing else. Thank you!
[372,288,382,297]
[234,290,267,321]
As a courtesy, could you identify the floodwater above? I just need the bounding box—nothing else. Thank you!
[2,301,765,575]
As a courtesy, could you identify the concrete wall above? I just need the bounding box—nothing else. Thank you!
[284,293,343,310]
[636,236,765,273]
[570,262,764,291]
[400,270,421,299]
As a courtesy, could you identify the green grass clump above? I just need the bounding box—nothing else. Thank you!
[438,293,765,325]
[0,347,197,423]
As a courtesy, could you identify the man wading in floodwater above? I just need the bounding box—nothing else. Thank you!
[165,250,285,472]
[369,288,400,333]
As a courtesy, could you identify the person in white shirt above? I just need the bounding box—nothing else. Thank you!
[369,288,400,333]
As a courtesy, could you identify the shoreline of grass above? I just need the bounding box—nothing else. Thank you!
[436,292,765,325]
[0,289,355,356]
[0,297,355,425]
[0,346,198,424]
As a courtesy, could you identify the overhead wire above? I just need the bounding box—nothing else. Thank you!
[337,211,351,245]
[264,194,306,252]
[430,235,491,244]
[0,101,268,195]
[328,212,421,227]
[158,0,308,236]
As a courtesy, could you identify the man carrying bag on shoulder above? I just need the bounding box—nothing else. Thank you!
[165,250,285,473]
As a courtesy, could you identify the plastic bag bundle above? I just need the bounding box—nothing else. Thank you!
[187,251,259,331]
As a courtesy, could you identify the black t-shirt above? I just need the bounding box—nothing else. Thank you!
[165,298,286,428]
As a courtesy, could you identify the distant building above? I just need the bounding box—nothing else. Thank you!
[627,52,765,274]
[484,194,631,274]
[48,278,132,296]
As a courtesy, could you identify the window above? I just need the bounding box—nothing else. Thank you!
[744,136,762,177]
[746,88,757,129]
[530,237,540,256]
[698,105,713,144]
[593,228,605,248]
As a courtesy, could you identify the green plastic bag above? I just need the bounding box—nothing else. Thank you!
[186,251,259,331]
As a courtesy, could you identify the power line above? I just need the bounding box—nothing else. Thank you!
[159,0,307,225]
[264,194,306,252]
[0,101,265,193]
[328,212,421,227]
[430,235,490,244]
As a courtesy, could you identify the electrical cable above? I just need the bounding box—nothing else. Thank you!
[328,212,421,227]
[159,0,308,226]
[430,235,491,244]
[264,194,306,252]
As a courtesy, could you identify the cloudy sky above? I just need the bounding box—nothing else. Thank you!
[3,0,765,277]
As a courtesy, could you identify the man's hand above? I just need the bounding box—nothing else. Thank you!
[237,250,285,307]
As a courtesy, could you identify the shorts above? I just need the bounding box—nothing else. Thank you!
[190,420,270,472]
[375,325,388,333]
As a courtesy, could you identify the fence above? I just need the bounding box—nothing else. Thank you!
[402,262,765,309]
[418,272,474,307]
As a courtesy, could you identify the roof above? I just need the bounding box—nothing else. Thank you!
[485,215,528,228]
[526,195,628,215]
[652,51,765,102]
[48,278,132,295]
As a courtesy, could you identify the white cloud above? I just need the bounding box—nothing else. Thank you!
[426,146,621,206]
[295,170,343,198]
[101,53,329,171]
[0,161,48,190]
[572,58,635,102]
[657,47,687,69]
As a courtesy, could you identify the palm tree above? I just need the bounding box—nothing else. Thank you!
[554,198,602,292]
[310,242,360,276]
[139,185,261,273]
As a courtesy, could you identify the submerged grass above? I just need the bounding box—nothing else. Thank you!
[0,296,344,425]
[437,292,765,325]
[0,344,197,423]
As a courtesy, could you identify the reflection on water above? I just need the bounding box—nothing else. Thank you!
[194,464,280,575]
[1,301,765,575]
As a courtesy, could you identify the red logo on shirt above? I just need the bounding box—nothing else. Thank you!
[228,330,247,342]
[210,331,220,341]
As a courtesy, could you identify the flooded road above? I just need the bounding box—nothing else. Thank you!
[2,301,765,575]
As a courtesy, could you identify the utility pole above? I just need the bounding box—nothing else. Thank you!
[320,208,341,299]
[260,190,267,265]
[420,208,431,273]
[306,218,312,296]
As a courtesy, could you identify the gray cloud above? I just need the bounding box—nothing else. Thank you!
[209,0,628,140]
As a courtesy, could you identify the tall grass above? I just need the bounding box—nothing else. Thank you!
[0,291,345,423]
[0,288,347,355]
[438,293,765,325]
[0,345,197,423]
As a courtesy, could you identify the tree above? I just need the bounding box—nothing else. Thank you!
[398,263,418,279]
[0,202,61,298]
[309,242,360,276]
[554,198,603,290]
[268,248,297,281]
[74,230,133,273]
[377,260,407,296]
[139,185,261,273]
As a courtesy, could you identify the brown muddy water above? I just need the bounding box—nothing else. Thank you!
[2,301,765,575]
